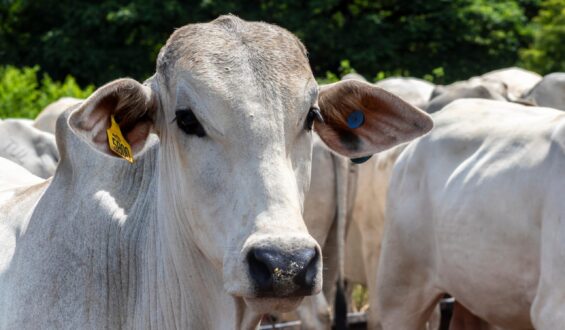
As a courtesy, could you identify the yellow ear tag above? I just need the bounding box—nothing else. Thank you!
[106,115,134,163]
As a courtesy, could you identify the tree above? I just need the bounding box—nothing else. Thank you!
[520,0,565,74]
[0,0,543,85]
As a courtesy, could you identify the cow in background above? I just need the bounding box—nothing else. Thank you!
[522,72,565,111]
[0,119,58,178]
[378,99,565,329]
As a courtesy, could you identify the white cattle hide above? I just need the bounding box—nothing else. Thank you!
[376,77,435,109]
[378,99,565,330]
[426,77,508,113]
[522,72,565,111]
[480,67,542,100]
[33,97,83,134]
[0,119,59,178]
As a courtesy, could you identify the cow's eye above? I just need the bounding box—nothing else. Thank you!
[175,109,206,137]
[305,106,324,131]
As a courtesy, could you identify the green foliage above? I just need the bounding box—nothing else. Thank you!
[317,59,356,85]
[351,284,369,312]
[1,0,187,85]
[520,0,565,73]
[0,0,547,86]
[0,65,94,119]
[422,67,445,83]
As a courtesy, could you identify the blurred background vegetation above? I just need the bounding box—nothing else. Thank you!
[0,0,564,118]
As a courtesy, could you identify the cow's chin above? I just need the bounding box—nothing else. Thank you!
[243,297,304,314]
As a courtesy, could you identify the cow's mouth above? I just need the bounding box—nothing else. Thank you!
[243,297,303,313]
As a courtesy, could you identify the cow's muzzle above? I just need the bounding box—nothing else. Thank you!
[247,246,319,297]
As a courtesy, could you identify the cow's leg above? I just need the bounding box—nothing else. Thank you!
[364,237,383,330]
[377,278,442,330]
[530,207,565,330]
[427,304,441,330]
[368,253,441,330]
[376,261,441,330]
[375,211,442,330]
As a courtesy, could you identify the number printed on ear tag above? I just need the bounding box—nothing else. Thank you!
[347,110,365,129]
[106,115,134,163]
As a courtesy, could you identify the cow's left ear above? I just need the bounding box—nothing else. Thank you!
[69,78,158,158]
[315,79,433,158]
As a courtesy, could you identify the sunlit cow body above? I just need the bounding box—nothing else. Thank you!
[0,15,432,329]
[33,97,83,134]
[376,77,435,110]
[426,77,508,113]
[292,135,349,329]
[378,99,565,330]
[0,119,59,178]
[296,74,437,329]
[480,67,541,100]
[523,72,565,111]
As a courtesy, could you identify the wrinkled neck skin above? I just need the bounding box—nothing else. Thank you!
[135,151,262,330]
[100,149,261,328]
[4,113,262,329]
[91,150,260,329]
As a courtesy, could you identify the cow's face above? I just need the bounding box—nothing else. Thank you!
[152,17,325,312]
[68,15,433,313]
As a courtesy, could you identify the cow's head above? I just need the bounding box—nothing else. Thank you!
[68,15,432,313]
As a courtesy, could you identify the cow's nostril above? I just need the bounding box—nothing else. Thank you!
[293,248,318,290]
[247,249,274,292]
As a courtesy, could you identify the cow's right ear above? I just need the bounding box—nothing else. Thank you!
[69,78,158,159]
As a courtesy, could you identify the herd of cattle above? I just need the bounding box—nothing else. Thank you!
[1,15,564,330]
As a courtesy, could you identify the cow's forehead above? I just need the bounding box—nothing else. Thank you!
[157,15,314,93]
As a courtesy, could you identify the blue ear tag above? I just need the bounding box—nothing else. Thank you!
[347,111,365,129]
[351,155,372,164]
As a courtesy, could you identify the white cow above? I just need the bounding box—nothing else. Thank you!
[286,135,350,329]
[426,77,508,113]
[0,157,44,191]
[377,99,565,330]
[376,77,435,110]
[346,145,410,329]
[296,140,414,330]
[480,67,541,100]
[0,15,432,329]
[341,143,441,330]
[295,75,436,330]
[342,73,368,82]
[342,74,435,109]
[0,119,59,178]
[33,97,83,134]
[522,72,565,111]
[286,73,436,330]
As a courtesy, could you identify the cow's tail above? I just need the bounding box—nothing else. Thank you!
[334,280,347,330]
[332,153,349,330]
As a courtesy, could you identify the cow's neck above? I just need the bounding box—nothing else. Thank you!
[130,152,262,329]
[48,126,261,329]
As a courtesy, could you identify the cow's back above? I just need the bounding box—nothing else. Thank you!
[0,158,49,299]
[524,72,565,111]
[0,119,59,178]
[33,97,83,134]
[385,99,565,328]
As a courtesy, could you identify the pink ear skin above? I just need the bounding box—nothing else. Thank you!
[69,78,157,158]
[315,79,433,158]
